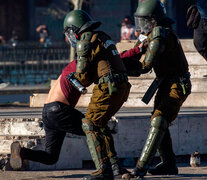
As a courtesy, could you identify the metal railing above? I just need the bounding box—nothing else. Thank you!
[0,42,70,85]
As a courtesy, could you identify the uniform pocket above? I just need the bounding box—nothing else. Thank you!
[47,105,61,113]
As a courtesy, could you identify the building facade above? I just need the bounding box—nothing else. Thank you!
[0,0,196,43]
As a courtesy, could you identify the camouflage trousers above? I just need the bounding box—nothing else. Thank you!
[83,81,131,166]
[151,80,191,123]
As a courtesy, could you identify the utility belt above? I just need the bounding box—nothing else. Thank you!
[142,72,191,104]
[168,72,191,96]
[98,73,128,84]
[98,73,128,95]
[163,72,191,83]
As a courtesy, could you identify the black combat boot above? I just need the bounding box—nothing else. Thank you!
[112,163,122,177]
[131,166,147,178]
[83,163,114,180]
[148,129,178,175]
[10,141,23,170]
[111,163,130,178]
[148,161,178,175]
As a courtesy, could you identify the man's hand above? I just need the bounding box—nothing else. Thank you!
[138,41,148,53]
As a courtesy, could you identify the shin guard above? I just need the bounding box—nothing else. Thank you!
[138,116,168,169]
[82,118,105,170]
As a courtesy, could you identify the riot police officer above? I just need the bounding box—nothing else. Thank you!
[63,10,131,180]
[130,0,192,178]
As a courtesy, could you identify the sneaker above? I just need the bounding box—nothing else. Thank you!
[0,82,9,89]
[10,141,22,170]
[148,162,178,175]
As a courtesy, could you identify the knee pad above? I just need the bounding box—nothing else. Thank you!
[151,116,168,130]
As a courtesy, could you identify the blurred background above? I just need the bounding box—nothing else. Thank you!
[0,0,197,104]
[0,0,196,86]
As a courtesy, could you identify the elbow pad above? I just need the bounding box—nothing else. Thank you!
[76,32,93,73]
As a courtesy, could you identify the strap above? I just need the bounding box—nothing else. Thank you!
[142,78,164,104]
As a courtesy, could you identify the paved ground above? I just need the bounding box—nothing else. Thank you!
[1,165,207,180]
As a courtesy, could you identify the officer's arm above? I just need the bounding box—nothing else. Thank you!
[75,32,93,87]
[140,27,166,74]
[120,46,143,77]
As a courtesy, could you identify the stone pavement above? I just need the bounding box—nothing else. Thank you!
[1,165,207,180]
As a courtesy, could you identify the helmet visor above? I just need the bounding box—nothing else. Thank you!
[134,16,156,34]
[64,29,78,48]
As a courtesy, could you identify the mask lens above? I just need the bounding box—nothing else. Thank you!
[134,16,141,33]
[65,29,78,48]
[135,16,155,34]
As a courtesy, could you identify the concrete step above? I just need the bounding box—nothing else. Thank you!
[185,52,207,65]
[117,39,198,53]
[189,65,207,78]
[129,78,207,93]
[77,92,207,107]
[116,39,207,70]
[180,39,198,52]
[52,77,207,94]
[30,91,207,108]
[125,64,207,79]
[30,38,207,108]
[30,76,207,108]
[53,77,207,94]
[125,92,207,107]
[0,108,206,170]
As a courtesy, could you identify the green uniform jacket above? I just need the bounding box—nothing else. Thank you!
[140,26,189,78]
[75,30,131,127]
[75,31,127,86]
[141,26,191,123]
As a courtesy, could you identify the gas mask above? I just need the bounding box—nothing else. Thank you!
[134,16,157,35]
[64,29,78,48]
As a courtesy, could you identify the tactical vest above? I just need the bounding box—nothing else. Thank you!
[149,28,189,78]
[82,31,126,83]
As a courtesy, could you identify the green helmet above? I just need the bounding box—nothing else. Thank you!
[135,0,167,20]
[134,0,169,34]
[63,10,101,34]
